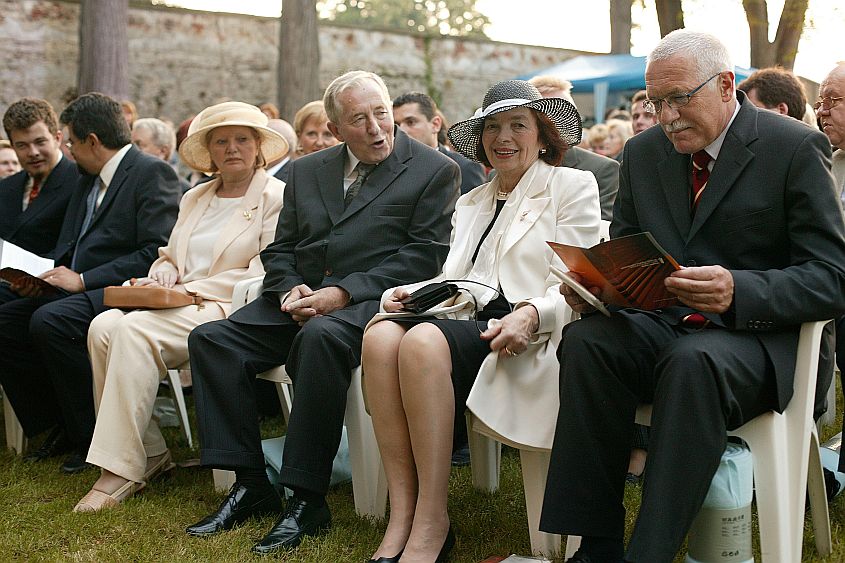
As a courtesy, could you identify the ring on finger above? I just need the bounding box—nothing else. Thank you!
[505,347,517,357]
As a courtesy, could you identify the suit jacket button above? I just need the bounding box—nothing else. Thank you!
[324,268,332,276]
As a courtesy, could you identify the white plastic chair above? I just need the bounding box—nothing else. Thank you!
[562,320,833,562]
[210,278,388,518]
[2,386,27,454]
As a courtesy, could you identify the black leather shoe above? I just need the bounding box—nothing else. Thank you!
[251,497,331,555]
[24,427,72,462]
[61,451,93,474]
[368,549,403,563]
[566,551,593,563]
[436,526,455,562]
[186,483,283,537]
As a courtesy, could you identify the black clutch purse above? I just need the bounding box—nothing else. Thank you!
[400,281,459,313]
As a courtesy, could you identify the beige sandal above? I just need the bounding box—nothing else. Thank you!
[73,479,144,512]
[143,449,175,483]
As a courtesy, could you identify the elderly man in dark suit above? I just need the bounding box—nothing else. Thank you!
[0,98,78,257]
[0,93,180,474]
[184,70,459,555]
[539,31,845,563]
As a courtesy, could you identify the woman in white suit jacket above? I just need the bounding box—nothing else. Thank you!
[361,80,600,562]
[74,102,287,512]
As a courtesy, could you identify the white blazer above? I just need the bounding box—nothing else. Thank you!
[368,159,601,449]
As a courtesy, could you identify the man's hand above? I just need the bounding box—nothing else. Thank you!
[559,272,601,314]
[282,285,350,325]
[665,265,734,313]
[38,266,84,293]
[480,305,540,358]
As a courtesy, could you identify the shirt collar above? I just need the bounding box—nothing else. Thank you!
[266,156,290,177]
[99,144,132,187]
[702,98,741,161]
[344,147,361,179]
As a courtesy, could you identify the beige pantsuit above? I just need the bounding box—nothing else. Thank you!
[85,169,284,482]
[87,303,226,481]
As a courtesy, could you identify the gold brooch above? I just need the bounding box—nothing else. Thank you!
[243,210,252,220]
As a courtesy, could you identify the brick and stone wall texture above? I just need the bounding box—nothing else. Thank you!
[0,0,590,128]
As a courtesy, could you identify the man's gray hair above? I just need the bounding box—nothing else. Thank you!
[133,118,177,159]
[323,71,391,124]
[648,30,733,87]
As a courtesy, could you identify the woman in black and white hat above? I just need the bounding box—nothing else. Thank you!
[361,80,602,561]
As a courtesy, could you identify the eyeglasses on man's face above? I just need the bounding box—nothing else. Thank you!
[814,96,844,111]
[643,73,723,115]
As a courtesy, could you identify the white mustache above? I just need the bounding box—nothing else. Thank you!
[663,120,692,133]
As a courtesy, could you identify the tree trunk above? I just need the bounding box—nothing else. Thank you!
[278,0,321,122]
[743,0,808,70]
[655,0,685,37]
[78,0,129,100]
[609,0,632,54]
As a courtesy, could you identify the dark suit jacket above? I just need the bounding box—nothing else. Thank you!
[438,145,486,195]
[563,146,619,221]
[51,146,181,289]
[613,91,845,412]
[231,128,460,329]
[0,157,79,256]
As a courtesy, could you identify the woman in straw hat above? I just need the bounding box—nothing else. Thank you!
[361,80,601,561]
[73,102,287,512]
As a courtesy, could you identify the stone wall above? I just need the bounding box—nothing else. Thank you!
[0,0,589,128]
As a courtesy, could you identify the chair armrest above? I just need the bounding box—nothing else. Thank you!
[232,276,264,312]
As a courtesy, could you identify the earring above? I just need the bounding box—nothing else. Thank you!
[539,148,547,155]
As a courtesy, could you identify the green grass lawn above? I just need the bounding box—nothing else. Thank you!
[1,388,843,562]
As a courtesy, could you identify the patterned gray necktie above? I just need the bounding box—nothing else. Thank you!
[344,162,375,208]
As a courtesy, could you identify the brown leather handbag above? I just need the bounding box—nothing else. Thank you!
[104,285,203,310]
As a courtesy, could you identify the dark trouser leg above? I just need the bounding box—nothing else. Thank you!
[0,288,62,437]
[29,289,107,450]
[540,312,676,540]
[279,315,364,496]
[626,329,774,562]
[189,317,296,470]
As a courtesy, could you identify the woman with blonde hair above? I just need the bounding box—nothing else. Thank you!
[293,100,339,156]
[74,102,287,512]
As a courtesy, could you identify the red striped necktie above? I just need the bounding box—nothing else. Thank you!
[691,150,712,213]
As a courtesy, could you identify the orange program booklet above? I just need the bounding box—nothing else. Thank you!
[548,232,682,316]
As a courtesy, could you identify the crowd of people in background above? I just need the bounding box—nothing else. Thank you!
[1,29,845,563]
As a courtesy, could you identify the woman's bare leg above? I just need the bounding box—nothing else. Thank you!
[363,321,416,559]
[397,324,455,562]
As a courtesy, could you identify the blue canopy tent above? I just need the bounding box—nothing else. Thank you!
[520,54,755,123]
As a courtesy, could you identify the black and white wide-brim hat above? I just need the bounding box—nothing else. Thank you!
[447,80,582,163]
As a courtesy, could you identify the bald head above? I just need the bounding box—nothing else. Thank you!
[266,119,297,165]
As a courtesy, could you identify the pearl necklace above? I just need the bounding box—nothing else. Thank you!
[496,189,511,199]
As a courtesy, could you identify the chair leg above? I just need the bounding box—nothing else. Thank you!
[737,415,795,563]
[807,430,832,556]
[213,468,236,492]
[519,449,561,557]
[345,367,387,518]
[466,412,501,493]
[2,389,27,454]
[564,536,582,559]
[167,369,192,449]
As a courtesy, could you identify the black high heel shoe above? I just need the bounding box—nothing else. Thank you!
[436,526,455,562]
[368,549,403,563]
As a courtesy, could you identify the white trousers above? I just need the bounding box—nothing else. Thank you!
[86,303,225,482]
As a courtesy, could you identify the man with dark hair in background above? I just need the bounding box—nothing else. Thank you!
[393,91,486,195]
[0,92,181,473]
[0,98,78,256]
[738,67,808,121]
